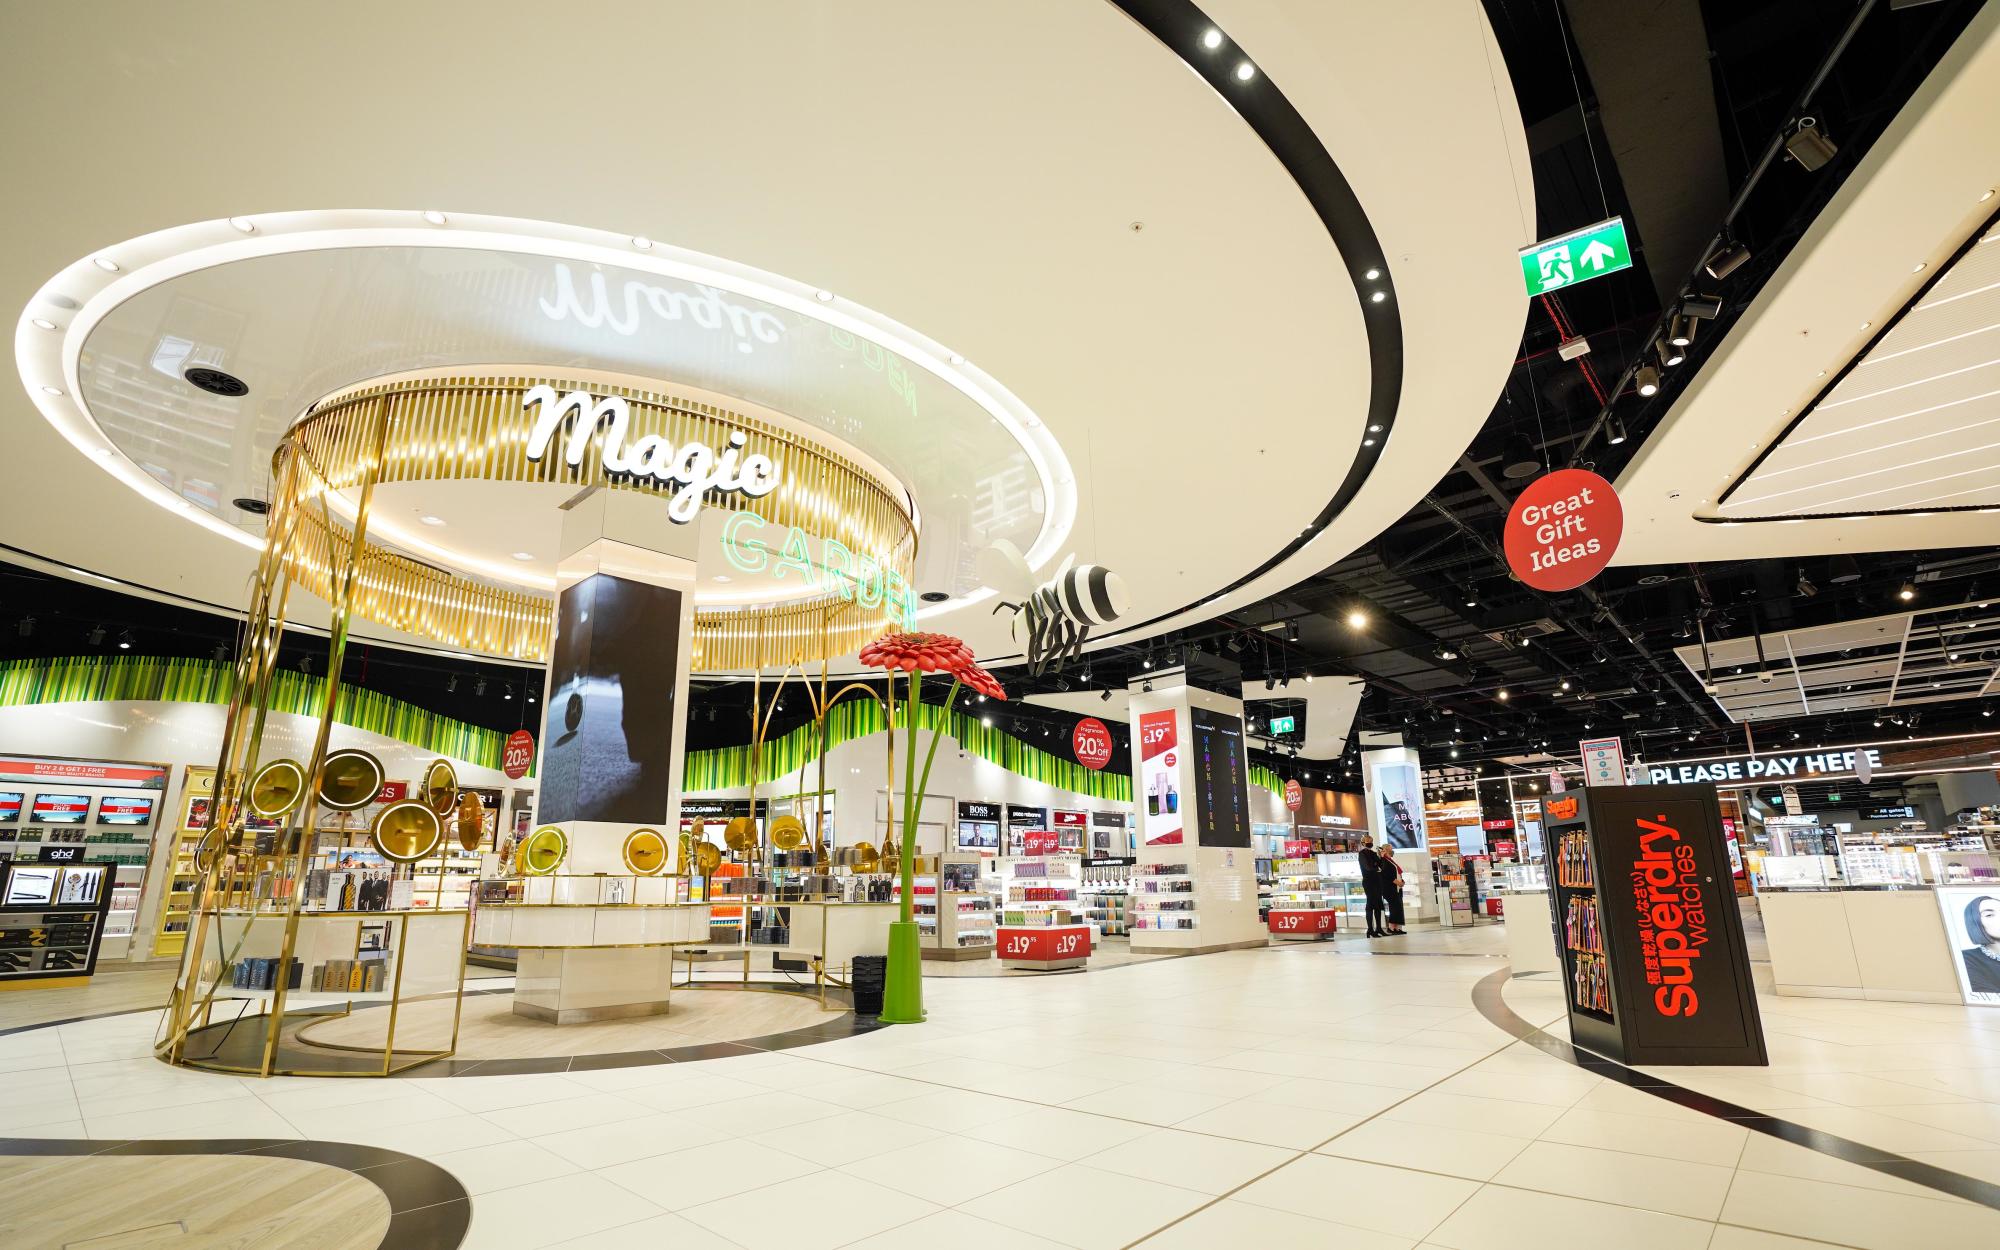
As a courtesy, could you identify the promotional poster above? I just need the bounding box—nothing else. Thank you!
[1138,709,1181,846]
[1937,888,2000,1006]
[1191,706,1250,848]
[538,573,685,825]
[1368,755,1424,849]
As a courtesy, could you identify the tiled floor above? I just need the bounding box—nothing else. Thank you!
[3,925,1998,1248]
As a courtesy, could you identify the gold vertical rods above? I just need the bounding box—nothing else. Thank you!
[262,394,392,1076]
[815,613,829,865]
[383,915,407,1076]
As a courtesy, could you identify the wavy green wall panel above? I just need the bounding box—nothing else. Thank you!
[1250,764,1286,799]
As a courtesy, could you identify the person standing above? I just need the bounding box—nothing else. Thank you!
[1359,841,1386,938]
[1380,844,1407,934]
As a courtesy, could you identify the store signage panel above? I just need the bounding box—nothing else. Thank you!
[1503,470,1622,592]
[1518,216,1632,296]
[721,510,916,630]
[37,845,83,863]
[1005,805,1047,829]
[1291,786,1365,831]
[0,793,19,823]
[1643,748,1883,785]
[31,794,90,824]
[1138,710,1182,846]
[1936,888,2000,1007]
[95,797,154,826]
[1091,811,1128,828]
[502,731,536,780]
[1268,910,1336,935]
[1268,715,1296,736]
[998,926,1090,961]
[1863,804,1918,820]
[1283,779,1302,811]
[1580,737,1625,788]
[1071,717,1114,771]
[1191,707,1251,848]
[0,758,167,790]
[1052,810,1087,828]
[1021,830,1060,854]
[958,801,1001,822]
[521,385,779,522]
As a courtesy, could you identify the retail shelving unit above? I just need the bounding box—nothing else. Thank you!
[994,854,1091,970]
[1128,861,1198,937]
[1080,860,1132,936]
[1265,856,1338,939]
[915,853,995,961]
[0,861,116,986]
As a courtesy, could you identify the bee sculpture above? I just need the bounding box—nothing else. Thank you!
[980,541,1130,677]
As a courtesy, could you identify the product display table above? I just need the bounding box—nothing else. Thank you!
[1761,888,1962,1003]
[1266,908,1338,940]
[1501,889,1559,974]
[996,923,1092,970]
[473,898,713,1024]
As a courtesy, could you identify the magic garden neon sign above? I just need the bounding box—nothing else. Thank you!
[522,385,780,523]
[720,511,916,630]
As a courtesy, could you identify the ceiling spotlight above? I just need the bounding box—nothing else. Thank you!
[949,353,966,366]
[1201,27,1222,49]
[228,216,255,233]
[1635,365,1661,397]
[1346,609,1367,629]
[475,677,487,696]
[1560,678,1571,691]
[87,625,105,646]
[504,684,515,701]
[117,630,134,651]
[1704,242,1750,281]
[1501,431,1542,480]
[39,385,62,396]
[1234,62,1255,81]
[1681,294,1723,320]
[1659,339,1685,368]
[1434,643,1459,662]
[1605,414,1629,446]
[1100,689,1112,702]
[1364,268,1381,281]
[511,551,534,561]
[1497,689,1510,701]
[1783,117,1838,172]
[1898,582,1916,602]
[1668,315,1692,348]
[447,674,458,693]
[422,210,448,226]
[15,616,32,638]
[1795,570,1817,597]
[981,715,993,728]
[419,515,446,526]
[1143,680,1154,693]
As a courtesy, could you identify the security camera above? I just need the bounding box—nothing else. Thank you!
[1756,671,1774,685]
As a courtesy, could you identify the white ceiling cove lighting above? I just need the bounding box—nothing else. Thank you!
[421,210,448,225]
[228,217,255,233]
[419,515,446,526]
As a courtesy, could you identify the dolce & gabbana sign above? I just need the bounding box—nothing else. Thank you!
[1643,748,1883,785]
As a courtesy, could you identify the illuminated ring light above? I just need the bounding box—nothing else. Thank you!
[370,799,444,863]
[422,758,458,815]
[317,749,385,811]
[246,758,307,818]
[622,828,668,875]
[520,825,569,876]
[278,373,920,669]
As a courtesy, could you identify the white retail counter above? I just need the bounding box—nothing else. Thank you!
[1502,890,1560,974]
[1761,889,1961,1004]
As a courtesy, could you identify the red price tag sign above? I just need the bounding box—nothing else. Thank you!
[1502,468,1622,592]
[1022,830,1060,854]
[1284,839,1313,858]
[999,927,1091,960]
[1072,717,1114,770]
[502,730,536,780]
[1268,910,1336,935]
[1284,779,1302,811]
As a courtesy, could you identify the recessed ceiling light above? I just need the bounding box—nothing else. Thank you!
[92,257,119,272]
[511,551,534,561]
[228,216,255,233]
[813,289,834,302]
[1363,438,1376,447]
[1364,268,1381,280]
[1983,189,1996,203]
[422,210,448,226]
[1859,322,1871,331]
[1913,262,1926,273]
[1201,28,1222,49]
[713,574,732,584]
[949,353,965,365]
[30,318,56,331]
[418,515,445,526]
[631,236,653,249]
[39,385,62,396]
[1345,610,1367,629]
[1368,423,1382,432]
[1369,291,1387,303]
[1234,62,1255,81]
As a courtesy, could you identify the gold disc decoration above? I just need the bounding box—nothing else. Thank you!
[769,814,806,852]
[455,791,486,852]
[850,840,880,873]
[423,759,458,814]
[723,816,758,852]
[693,840,722,876]
[370,799,443,863]
[193,825,222,875]
[318,748,385,811]
[521,825,568,876]
[623,828,668,875]
[247,758,307,818]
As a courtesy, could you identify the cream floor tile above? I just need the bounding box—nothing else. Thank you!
[1719,1168,2000,1249]
[959,1163,1210,1250]
[1870,1100,2000,1143]
[1061,1082,1236,1127]
[1169,1096,1363,1149]
[544,1211,742,1249]
[681,1169,940,1250]
[1255,1075,1420,1117]
[843,1208,1074,1250]
[1431,1069,1596,1108]
[956,1103,1156,1161]
[1491,1140,1734,1220]
[530,1109,737,1169]
[626,1072,770,1112]
[0,1089,80,1134]
[598,1136,822,1210]
[422,1074,599,1114]
[840,1132,1060,1205]
[1425,1184,1713,1250]
[1234,1154,1479,1241]
[1381,1091,1567,1139]
[432,1138,582,1196]
[483,1093,659,1138]
[1,1117,86,1137]
[1759,1071,1980,1107]
[871,1088,1034,1132]
[461,1170,669,1250]
[1080,1126,1292,1194]
[1901,1147,2000,1185]
[1320,1118,1532,1181]
[1774,1104,2000,1154]
[1537,1105,1750,1167]
[322,1112,517,1156]
[788,1071,933,1110]
[750,1108,942,1167]
[1134,1197,1419,1250]
[1150,1063,1291,1099]
[281,1090,467,1137]
[83,1095,299,1140]
[699,1089,842,1134]
[1705,1228,1864,1250]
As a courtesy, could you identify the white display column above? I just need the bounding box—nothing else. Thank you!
[1361,737,1432,925]
[1126,667,1264,955]
[515,490,701,1023]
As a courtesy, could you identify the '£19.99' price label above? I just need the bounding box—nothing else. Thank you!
[999,927,1091,961]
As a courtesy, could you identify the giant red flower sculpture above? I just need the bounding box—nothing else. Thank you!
[859,632,1008,700]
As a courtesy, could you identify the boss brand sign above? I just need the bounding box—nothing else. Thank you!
[1503,469,1622,592]
[522,386,780,523]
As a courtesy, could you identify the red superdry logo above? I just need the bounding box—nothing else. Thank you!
[1632,813,1709,1018]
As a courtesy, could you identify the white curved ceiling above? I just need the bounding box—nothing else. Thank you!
[3,0,1529,668]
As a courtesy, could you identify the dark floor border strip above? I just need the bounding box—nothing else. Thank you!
[1471,967,2000,1211]
[0,1135,471,1249]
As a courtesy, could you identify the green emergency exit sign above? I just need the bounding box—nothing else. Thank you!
[1268,715,1296,735]
[1519,217,1632,296]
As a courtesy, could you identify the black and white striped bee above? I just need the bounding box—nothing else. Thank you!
[980,543,1130,676]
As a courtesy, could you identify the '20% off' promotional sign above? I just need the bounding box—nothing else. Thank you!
[1502,469,1622,592]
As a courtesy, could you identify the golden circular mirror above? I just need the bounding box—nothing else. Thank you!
[723,815,757,852]
[318,748,384,811]
[623,828,668,875]
[194,825,222,874]
[247,758,306,818]
[769,814,806,852]
[693,840,722,875]
[521,825,568,875]
[370,799,443,863]
[455,791,486,852]
[423,759,458,814]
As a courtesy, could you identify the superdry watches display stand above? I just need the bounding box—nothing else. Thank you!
[1544,784,1766,1066]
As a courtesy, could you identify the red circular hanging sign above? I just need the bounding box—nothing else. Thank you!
[1284,779,1303,811]
[1502,469,1622,592]
[502,730,536,780]
[1072,717,1114,771]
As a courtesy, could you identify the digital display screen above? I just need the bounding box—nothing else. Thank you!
[96,796,155,826]
[0,792,20,824]
[31,794,91,825]
[1191,707,1250,848]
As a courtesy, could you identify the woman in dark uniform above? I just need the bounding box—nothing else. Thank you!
[1359,841,1386,938]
